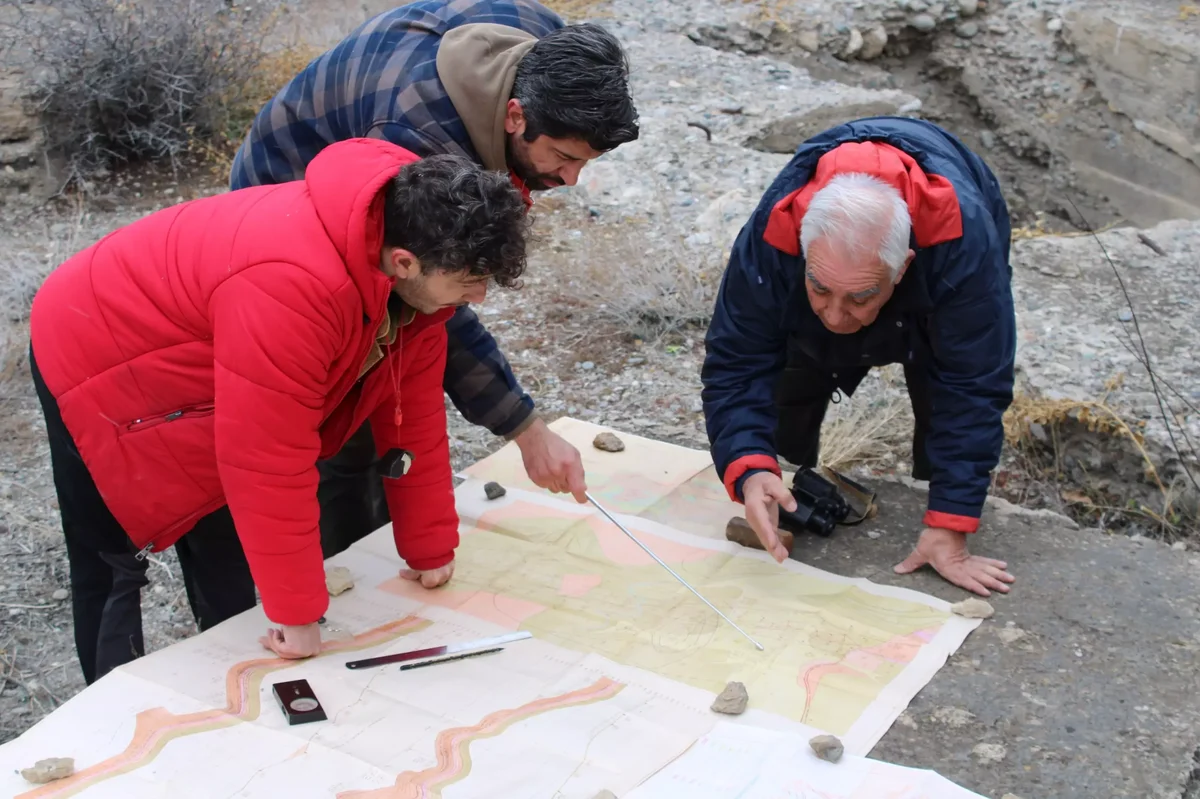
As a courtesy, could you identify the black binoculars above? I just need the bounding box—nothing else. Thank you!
[777,467,853,538]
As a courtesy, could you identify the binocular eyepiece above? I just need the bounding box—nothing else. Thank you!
[777,467,853,538]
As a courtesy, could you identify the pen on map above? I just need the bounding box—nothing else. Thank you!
[585,491,765,651]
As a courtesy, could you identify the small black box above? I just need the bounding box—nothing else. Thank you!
[272,679,327,726]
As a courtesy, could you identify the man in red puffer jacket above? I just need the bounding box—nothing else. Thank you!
[29,139,530,681]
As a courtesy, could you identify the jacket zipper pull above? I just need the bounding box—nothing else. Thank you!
[134,542,154,562]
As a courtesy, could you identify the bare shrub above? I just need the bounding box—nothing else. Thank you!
[3,0,283,186]
[191,42,322,177]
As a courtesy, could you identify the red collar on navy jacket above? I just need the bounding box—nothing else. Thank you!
[761,140,965,255]
[508,171,534,210]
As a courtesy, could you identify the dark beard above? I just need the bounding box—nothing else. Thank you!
[505,135,564,191]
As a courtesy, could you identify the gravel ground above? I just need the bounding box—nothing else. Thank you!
[1,0,1197,746]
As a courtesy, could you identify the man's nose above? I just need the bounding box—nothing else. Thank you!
[822,302,845,327]
[465,283,488,304]
[557,161,586,186]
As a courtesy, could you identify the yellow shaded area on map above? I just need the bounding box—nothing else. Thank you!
[383,496,947,736]
[379,419,960,738]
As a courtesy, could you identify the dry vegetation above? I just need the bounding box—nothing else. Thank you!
[0,0,322,193]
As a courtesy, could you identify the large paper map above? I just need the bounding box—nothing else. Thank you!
[0,418,987,798]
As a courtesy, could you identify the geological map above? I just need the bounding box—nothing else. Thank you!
[0,418,986,798]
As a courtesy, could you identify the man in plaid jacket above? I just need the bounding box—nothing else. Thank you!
[230,0,639,555]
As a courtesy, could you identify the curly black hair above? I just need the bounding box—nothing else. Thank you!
[382,154,531,289]
[511,22,639,153]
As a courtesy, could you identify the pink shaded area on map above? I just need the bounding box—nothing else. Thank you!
[472,499,718,567]
[378,578,546,630]
[575,471,680,510]
[559,573,603,597]
[798,627,941,722]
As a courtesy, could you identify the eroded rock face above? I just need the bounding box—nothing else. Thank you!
[1064,9,1200,173]
[0,69,45,199]
[675,0,1199,231]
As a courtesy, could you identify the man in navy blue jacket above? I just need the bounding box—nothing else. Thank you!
[701,116,1017,597]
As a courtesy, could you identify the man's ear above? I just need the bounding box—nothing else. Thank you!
[504,98,526,137]
[894,249,916,284]
[381,246,420,280]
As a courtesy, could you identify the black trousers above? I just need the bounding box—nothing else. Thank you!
[33,351,256,684]
[315,421,390,558]
[773,353,933,481]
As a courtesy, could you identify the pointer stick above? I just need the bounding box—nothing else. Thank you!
[585,491,764,651]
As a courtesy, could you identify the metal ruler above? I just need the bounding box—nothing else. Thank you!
[344,630,532,670]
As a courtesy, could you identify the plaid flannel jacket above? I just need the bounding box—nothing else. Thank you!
[229,0,564,438]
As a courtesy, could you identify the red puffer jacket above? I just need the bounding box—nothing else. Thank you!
[30,139,458,625]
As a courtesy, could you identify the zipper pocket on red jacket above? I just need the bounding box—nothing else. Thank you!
[125,403,215,432]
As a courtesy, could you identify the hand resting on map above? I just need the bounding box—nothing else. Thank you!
[260,623,322,659]
[258,561,455,658]
[400,557,455,589]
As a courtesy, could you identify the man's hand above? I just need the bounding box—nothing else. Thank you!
[741,471,797,563]
[894,527,1015,597]
[515,417,587,503]
[400,558,455,589]
[260,622,322,659]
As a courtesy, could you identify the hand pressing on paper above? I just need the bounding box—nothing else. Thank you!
[740,471,797,563]
[400,558,455,589]
[260,622,322,659]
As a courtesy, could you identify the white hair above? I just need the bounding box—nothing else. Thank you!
[799,172,912,281]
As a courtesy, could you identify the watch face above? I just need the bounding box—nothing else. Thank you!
[289,697,319,713]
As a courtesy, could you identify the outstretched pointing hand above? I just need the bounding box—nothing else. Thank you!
[741,471,797,563]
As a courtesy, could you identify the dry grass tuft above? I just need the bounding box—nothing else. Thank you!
[2,0,288,189]
[818,367,914,473]
[1011,213,1124,240]
[548,210,727,342]
[538,0,616,19]
[1001,377,1198,538]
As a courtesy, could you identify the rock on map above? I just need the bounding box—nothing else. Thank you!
[0,418,988,798]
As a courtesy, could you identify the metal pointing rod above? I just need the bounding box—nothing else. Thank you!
[585,491,764,651]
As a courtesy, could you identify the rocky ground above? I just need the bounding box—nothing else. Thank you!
[1,0,1197,758]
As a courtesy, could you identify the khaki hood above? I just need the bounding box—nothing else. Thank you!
[436,23,538,172]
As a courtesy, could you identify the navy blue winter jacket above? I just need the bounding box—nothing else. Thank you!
[701,116,1016,532]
